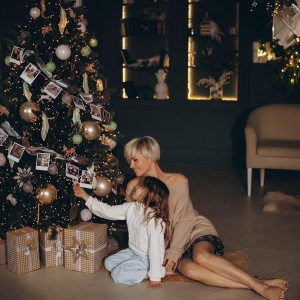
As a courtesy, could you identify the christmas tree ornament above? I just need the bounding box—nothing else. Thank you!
[48,163,58,175]
[5,56,11,66]
[21,136,30,148]
[13,167,33,188]
[62,93,72,105]
[46,61,56,72]
[96,79,103,91]
[23,81,32,101]
[58,7,67,34]
[0,105,9,115]
[116,174,125,184]
[19,101,40,122]
[108,154,119,167]
[82,121,101,141]
[81,45,91,57]
[89,38,98,47]
[55,44,71,60]
[23,182,33,193]
[0,153,6,166]
[77,22,86,33]
[69,203,79,221]
[79,15,88,27]
[30,7,41,19]
[80,208,92,221]
[83,72,89,94]
[93,176,112,197]
[36,184,57,204]
[107,121,117,131]
[72,133,83,144]
[41,112,49,141]
[6,194,17,206]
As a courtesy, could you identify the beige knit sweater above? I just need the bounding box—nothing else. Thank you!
[165,179,218,265]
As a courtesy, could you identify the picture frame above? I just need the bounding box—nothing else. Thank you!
[20,63,41,85]
[36,153,51,171]
[66,163,79,180]
[43,82,62,99]
[7,142,25,163]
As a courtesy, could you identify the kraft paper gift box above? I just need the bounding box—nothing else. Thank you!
[64,222,107,273]
[40,229,64,267]
[0,239,7,265]
[6,227,40,275]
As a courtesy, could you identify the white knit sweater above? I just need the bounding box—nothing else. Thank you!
[85,197,166,281]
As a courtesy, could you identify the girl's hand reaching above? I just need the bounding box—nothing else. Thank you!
[148,281,163,289]
[72,182,90,201]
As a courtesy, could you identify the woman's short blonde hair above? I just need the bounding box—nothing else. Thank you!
[124,136,160,162]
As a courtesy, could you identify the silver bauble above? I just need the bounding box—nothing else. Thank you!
[80,208,92,222]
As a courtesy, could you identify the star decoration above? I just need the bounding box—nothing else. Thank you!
[65,236,89,262]
[13,167,33,188]
[42,25,53,35]
[85,63,97,73]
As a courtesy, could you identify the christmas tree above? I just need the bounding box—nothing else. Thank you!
[0,0,126,240]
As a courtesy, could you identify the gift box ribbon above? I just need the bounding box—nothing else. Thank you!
[40,239,63,266]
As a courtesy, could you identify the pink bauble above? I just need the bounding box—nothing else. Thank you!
[93,176,112,197]
[23,182,33,193]
[80,208,92,222]
[55,45,71,60]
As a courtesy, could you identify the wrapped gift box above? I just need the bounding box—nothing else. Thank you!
[6,227,40,275]
[0,239,7,265]
[64,222,107,273]
[40,230,64,267]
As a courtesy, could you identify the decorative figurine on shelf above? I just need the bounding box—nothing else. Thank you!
[154,69,168,100]
[200,12,224,43]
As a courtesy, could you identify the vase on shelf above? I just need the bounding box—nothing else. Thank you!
[210,83,223,100]
[154,69,169,100]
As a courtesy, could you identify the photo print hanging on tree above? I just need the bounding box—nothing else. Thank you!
[90,104,103,121]
[66,163,79,180]
[20,63,41,85]
[36,153,51,171]
[79,170,94,189]
[0,128,8,145]
[111,178,118,195]
[9,46,24,65]
[7,142,26,163]
[43,82,63,99]
[102,110,110,123]
[73,96,86,111]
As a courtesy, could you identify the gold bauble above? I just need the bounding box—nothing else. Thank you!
[82,121,101,141]
[93,176,112,197]
[19,102,40,122]
[107,154,119,167]
[36,184,57,205]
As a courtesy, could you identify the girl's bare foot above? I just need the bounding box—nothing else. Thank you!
[256,276,289,291]
[261,286,286,300]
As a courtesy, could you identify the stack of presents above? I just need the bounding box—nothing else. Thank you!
[0,222,108,275]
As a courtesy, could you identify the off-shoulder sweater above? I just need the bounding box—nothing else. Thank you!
[164,179,218,265]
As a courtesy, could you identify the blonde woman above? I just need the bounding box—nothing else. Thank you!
[124,136,288,300]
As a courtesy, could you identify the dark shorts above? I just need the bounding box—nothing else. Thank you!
[180,235,224,260]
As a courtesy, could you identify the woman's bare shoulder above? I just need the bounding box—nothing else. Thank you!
[163,172,187,186]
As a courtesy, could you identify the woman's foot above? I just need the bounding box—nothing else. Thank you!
[256,276,289,291]
[261,286,285,300]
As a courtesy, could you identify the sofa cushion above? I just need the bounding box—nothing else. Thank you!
[257,140,300,158]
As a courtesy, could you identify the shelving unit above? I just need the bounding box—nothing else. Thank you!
[188,0,239,101]
[121,1,169,100]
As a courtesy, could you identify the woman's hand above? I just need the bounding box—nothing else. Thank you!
[72,182,90,201]
[148,281,163,289]
[163,258,176,275]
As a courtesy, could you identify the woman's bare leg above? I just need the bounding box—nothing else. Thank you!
[177,241,286,300]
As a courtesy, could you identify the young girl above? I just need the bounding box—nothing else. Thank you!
[73,176,170,288]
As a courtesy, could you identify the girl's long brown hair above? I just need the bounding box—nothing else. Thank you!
[140,176,170,241]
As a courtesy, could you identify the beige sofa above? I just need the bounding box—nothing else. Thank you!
[244,103,300,196]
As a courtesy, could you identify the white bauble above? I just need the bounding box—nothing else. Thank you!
[78,22,86,33]
[30,7,41,19]
[80,208,92,221]
[55,45,71,60]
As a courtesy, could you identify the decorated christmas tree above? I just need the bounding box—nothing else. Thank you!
[0,0,126,240]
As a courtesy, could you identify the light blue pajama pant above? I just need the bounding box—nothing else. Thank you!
[104,247,149,285]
